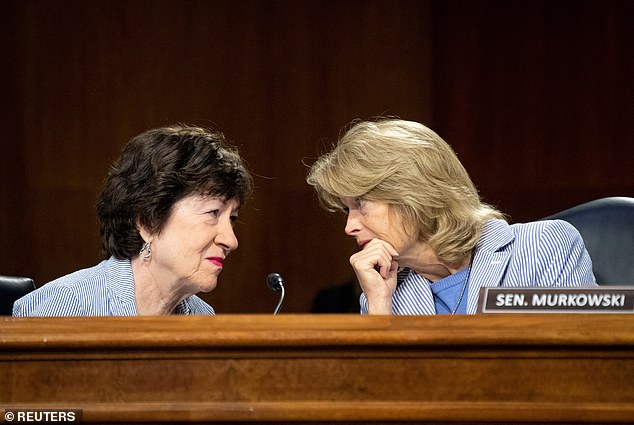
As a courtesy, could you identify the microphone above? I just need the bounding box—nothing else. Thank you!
[266,272,285,315]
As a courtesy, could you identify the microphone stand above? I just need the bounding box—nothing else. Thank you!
[266,273,285,315]
[273,284,285,315]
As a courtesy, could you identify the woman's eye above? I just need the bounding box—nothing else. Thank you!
[230,215,239,223]
[208,209,219,217]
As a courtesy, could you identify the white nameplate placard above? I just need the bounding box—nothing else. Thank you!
[478,287,634,313]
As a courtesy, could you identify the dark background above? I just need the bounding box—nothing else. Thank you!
[2,0,633,313]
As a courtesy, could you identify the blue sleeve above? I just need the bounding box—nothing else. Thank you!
[536,220,597,286]
[12,285,89,317]
[359,293,368,314]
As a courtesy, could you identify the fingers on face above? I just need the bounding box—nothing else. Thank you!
[350,239,399,279]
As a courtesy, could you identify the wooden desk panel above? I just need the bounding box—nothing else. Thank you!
[1,314,633,424]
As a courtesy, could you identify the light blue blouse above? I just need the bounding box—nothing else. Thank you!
[430,267,470,314]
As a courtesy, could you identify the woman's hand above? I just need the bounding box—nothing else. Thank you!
[349,238,399,314]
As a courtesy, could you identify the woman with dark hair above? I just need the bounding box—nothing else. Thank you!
[307,118,596,315]
[14,125,252,316]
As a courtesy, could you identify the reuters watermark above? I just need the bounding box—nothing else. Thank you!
[3,409,82,423]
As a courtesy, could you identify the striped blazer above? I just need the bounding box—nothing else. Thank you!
[360,219,597,315]
[12,257,215,316]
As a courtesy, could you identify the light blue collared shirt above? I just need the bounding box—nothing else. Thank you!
[430,266,470,314]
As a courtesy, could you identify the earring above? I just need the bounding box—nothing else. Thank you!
[140,242,152,259]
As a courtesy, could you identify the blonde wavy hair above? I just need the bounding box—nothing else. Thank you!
[306,118,505,266]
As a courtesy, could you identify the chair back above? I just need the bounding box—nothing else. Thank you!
[0,275,36,315]
[544,197,634,285]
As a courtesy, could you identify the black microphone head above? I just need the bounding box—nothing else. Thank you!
[266,273,284,291]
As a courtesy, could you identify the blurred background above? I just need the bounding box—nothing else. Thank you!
[1,0,633,313]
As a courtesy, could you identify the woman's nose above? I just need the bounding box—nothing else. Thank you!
[344,211,360,236]
[216,220,239,251]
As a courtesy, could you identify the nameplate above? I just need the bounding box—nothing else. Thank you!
[478,287,634,313]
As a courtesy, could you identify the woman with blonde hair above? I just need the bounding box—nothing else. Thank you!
[307,118,596,314]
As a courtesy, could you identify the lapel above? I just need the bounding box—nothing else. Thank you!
[466,219,514,314]
[105,257,138,315]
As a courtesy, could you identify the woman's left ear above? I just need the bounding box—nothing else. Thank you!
[135,219,153,244]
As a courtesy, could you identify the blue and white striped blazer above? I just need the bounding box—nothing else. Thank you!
[360,219,597,315]
[12,257,215,316]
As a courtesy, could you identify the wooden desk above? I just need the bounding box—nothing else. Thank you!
[1,314,633,424]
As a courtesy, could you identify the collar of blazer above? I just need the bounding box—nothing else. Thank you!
[466,219,514,313]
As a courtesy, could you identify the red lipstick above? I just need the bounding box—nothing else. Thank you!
[208,257,224,268]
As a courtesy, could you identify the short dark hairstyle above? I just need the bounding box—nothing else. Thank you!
[97,125,253,259]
